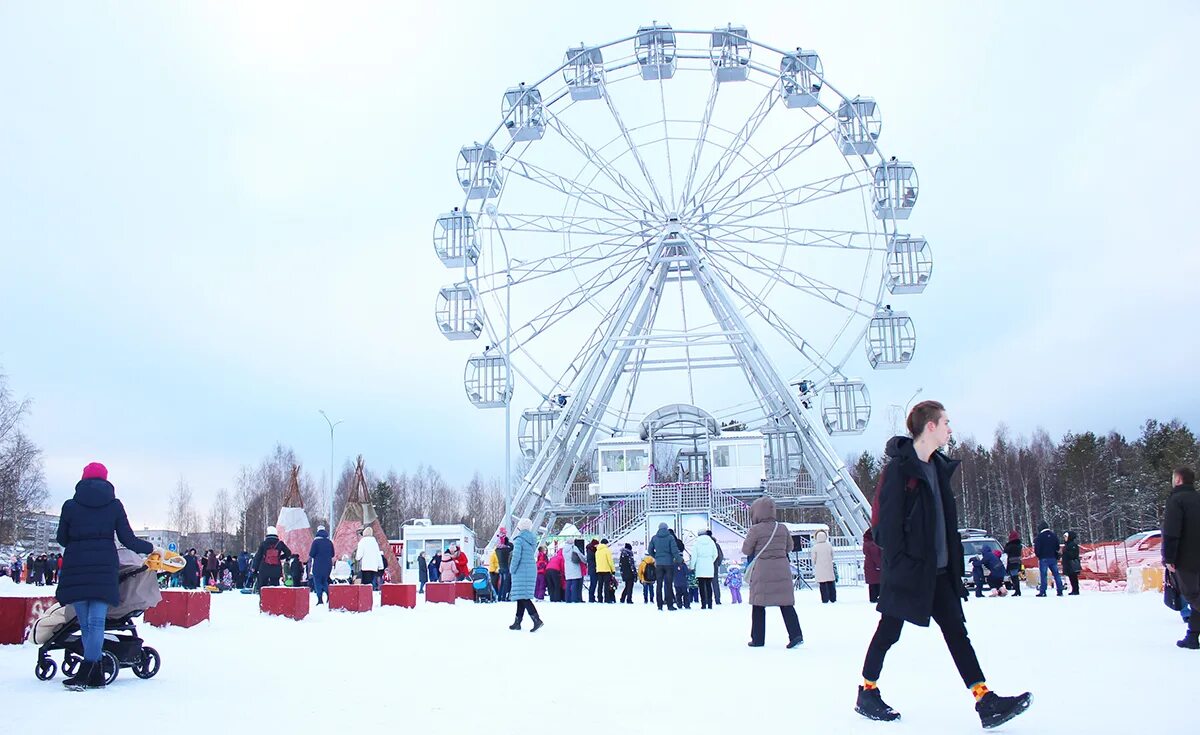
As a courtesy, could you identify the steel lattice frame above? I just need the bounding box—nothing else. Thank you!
[432,26,932,541]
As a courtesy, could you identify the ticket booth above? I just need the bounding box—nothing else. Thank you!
[398,520,476,584]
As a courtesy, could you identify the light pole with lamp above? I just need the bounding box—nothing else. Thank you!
[319,410,343,532]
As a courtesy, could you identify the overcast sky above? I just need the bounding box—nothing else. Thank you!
[1,1,1197,529]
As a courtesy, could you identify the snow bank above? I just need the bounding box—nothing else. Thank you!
[0,586,1191,733]
[0,577,57,598]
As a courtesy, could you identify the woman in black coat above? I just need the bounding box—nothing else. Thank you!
[1061,531,1081,596]
[56,462,154,689]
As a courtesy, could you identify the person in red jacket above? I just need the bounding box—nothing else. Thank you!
[453,545,470,581]
[862,528,882,603]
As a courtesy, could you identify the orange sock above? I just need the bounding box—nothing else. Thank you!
[863,680,878,690]
[971,683,990,701]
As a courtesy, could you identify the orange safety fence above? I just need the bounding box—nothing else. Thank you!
[1018,536,1163,583]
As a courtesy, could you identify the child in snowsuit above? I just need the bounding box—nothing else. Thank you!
[725,563,744,604]
[673,562,691,609]
[687,567,700,604]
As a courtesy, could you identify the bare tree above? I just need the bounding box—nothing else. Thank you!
[0,372,48,544]
[208,489,233,551]
[167,477,199,539]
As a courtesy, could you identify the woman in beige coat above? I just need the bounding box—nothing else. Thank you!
[811,529,837,603]
[741,496,804,648]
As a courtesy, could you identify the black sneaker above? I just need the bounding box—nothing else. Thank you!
[855,686,900,722]
[976,691,1032,729]
[787,635,804,649]
[1177,631,1200,649]
[747,641,764,648]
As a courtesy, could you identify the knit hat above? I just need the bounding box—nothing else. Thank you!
[317,525,326,532]
[81,462,108,481]
[517,518,533,531]
[1008,530,1019,542]
[658,522,668,531]
[267,526,278,536]
[362,527,372,537]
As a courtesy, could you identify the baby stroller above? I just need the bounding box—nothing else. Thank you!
[31,548,169,685]
[470,566,496,603]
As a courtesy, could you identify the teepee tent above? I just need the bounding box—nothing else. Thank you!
[275,465,314,563]
[332,455,401,581]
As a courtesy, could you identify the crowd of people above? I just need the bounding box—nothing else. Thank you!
[4,552,61,585]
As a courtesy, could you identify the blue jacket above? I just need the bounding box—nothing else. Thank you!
[308,529,335,578]
[1034,529,1060,560]
[417,555,429,583]
[984,552,1006,577]
[673,563,688,587]
[56,478,153,606]
[648,527,682,568]
[509,529,538,600]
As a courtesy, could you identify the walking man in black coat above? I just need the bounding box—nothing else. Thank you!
[1163,466,1200,649]
[855,400,1031,729]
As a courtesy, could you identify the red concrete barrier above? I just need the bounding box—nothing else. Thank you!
[0,596,57,645]
[144,590,210,628]
[329,584,373,612]
[381,583,417,608]
[455,580,474,600]
[260,586,309,620]
[425,582,457,604]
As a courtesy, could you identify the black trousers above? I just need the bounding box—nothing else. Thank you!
[1067,573,1080,594]
[750,605,802,644]
[868,583,880,603]
[620,576,635,603]
[656,574,675,608]
[819,581,837,603]
[698,577,714,608]
[545,570,562,602]
[361,570,377,587]
[514,599,541,623]
[597,572,615,602]
[713,574,721,604]
[588,573,598,602]
[1176,569,1200,634]
[862,572,986,688]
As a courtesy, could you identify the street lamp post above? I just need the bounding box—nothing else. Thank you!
[319,410,343,531]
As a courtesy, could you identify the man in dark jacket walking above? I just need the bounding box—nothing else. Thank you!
[648,523,681,610]
[855,401,1031,729]
[252,526,291,590]
[1163,467,1200,649]
[1034,524,1063,597]
[308,526,335,605]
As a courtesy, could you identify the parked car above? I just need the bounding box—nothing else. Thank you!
[958,528,1003,591]
[1079,530,1162,578]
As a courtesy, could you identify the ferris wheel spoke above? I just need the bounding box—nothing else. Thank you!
[504,249,645,357]
[702,167,873,228]
[657,73,677,207]
[700,225,887,252]
[503,157,649,222]
[706,260,843,376]
[693,119,836,219]
[599,77,668,212]
[540,105,661,214]
[677,75,721,213]
[705,240,878,319]
[683,83,778,210]
[486,212,646,237]
[474,231,644,295]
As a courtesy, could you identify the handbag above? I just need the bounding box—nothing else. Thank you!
[744,522,780,587]
[1164,569,1184,612]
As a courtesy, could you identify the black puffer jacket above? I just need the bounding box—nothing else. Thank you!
[1164,484,1200,572]
[1003,539,1024,573]
[56,478,153,606]
[873,436,965,627]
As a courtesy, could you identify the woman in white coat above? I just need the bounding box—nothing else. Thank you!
[811,529,837,603]
[355,527,384,590]
[690,531,719,609]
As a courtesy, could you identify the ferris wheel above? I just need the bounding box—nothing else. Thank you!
[432,24,931,538]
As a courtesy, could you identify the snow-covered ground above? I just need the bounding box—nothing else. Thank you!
[0,583,1190,732]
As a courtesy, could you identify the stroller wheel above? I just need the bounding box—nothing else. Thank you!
[101,651,119,685]
[35,658,57,681]
[132,646,160,679]
[63,654,82,677]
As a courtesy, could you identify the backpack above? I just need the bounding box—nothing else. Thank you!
[264,541,281,567]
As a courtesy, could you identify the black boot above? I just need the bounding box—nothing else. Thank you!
[62,660,92,690]
[509,616,522,630]
[787,635,804,649]
[85,659,107,689]
[1178,630,1200,649]
[855,686,900,722]
[530,615,544,633]
[976,691,1032,729]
